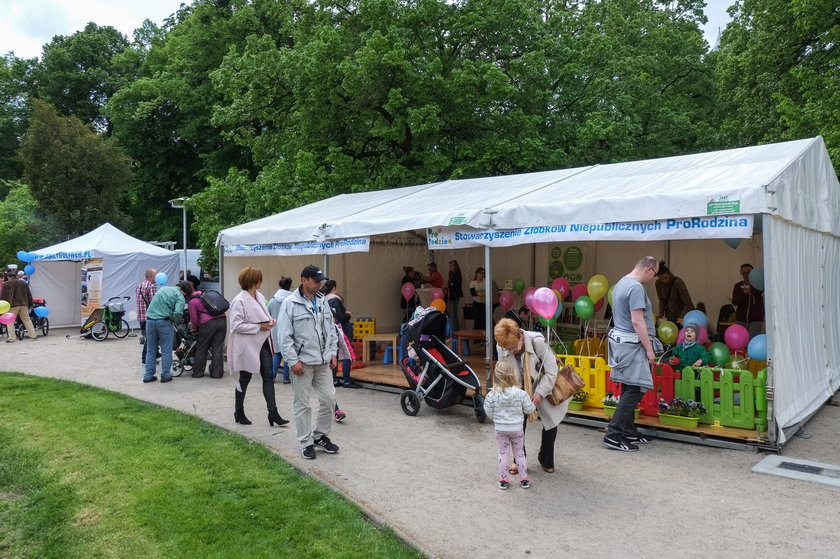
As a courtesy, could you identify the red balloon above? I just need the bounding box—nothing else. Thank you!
[499,291,514,311]
[594,298,604,313]
[523,287,537,311]
[571,283,588,301]
[550,278,570,300]
[401,282,416,301]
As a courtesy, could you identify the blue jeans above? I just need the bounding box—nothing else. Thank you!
[144,318,174,381]
[272,352,290,382]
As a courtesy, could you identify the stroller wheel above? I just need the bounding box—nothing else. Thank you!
[171,360,184,377]
[113,319,130,338]
[400,390,421,416]
[15,322,25,340]
[90,322,109,341]
[40,317,49,337]
[473,394,487,424]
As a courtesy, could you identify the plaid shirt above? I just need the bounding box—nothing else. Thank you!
[135,280,157,322]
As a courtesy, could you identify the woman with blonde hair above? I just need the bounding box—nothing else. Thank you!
[228,266,289,427]
[494,317,568,473]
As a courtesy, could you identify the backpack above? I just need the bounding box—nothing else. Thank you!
[199,290,229,316]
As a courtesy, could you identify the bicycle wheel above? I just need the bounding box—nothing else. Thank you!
[91,321,109,341]
[41,317,49,337]
[113,319,130,339]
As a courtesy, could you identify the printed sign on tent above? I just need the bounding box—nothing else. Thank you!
[224,237,370,256]
[428,215,754,248]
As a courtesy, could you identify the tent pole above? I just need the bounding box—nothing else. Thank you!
[484,244,493,387]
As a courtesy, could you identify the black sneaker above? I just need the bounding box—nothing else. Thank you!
[160,376,173,383]
[603,436,639,452]
[627,434,653,444]
[143,376,158,383]
[301,445,316,460]
[313,435,339,453]
[520,479,530,489]
[343,381,363,388]
[498,479,510,490]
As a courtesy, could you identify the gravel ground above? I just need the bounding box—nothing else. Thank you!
[3,328,839,559]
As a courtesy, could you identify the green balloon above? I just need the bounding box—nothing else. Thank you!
[575,295,594,320]
[708,342,730,367]
[513,278,526,295]
[657,321,678,345]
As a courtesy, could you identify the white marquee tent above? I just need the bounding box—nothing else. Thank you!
[217,137,840,446]
[29,223,180,328]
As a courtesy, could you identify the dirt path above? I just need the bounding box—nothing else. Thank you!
[3,329,839,558]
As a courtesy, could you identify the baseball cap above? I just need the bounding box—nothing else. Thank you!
[301,264,326,282]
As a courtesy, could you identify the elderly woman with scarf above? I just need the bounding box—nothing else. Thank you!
[494,317,568,474]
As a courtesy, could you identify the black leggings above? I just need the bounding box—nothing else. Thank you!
[238,341,277,411]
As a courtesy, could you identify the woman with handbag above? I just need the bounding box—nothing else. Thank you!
[494,317,569,473]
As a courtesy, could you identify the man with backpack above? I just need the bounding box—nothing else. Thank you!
[188,287,228,379]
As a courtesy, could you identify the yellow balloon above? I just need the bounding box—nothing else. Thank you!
[587,274,609,303]
[430,298,446,312]
[607,285,615,307]
[0,300,9,314]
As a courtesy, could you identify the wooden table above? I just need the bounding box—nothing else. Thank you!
[452,329,486,355]
[361,333,400,364]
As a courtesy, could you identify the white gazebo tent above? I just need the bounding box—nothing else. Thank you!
[29,223,180,328]
[217,137,840,448]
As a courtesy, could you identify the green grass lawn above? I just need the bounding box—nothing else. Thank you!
[0,373,423,559]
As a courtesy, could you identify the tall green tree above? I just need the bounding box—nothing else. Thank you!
[0,180,63,265]
[28,23,132,132]
[0,54,32,180]
[19,100,132,235]
[714,0,839,172]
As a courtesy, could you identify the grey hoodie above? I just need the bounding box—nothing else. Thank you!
[277,287,337,367]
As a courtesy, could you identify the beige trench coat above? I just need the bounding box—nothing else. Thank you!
[496,330,568,430]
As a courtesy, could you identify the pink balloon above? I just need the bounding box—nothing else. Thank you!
[401,282,416,301]
[499,291,514,311]
[530,287,559,320]
[571,283,588,301]
[0,312,15,325]
[431,288,444,301]
[550,278,571,300]
[523,287,537,311]
[676,325,709,345]
[724,324,749,352]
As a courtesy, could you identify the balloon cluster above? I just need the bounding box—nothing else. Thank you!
[13,250,39,276]
[655,306,768,364]
[510,273,613,325]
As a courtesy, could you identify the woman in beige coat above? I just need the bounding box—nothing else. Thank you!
[228,266,288,427]
[494,318,568,473]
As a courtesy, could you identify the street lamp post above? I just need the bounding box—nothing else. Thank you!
[168,197,189,280]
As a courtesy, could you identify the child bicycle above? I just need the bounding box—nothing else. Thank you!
[80,296,131,341]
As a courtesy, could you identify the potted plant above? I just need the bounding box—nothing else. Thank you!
[657,397,707,428]
[602,392,640,419]
[568,390,588,411]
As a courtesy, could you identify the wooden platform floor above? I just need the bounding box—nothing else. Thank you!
[349,353,766,445]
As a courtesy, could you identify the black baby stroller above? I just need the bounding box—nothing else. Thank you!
[171,313,199,377]
[398,309,486,423]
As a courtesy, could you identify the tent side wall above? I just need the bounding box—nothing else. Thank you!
[766,216,840,443]
[28,260,82,327]
[102,254,179,328]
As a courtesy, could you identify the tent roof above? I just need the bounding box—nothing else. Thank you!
[32,223,178,260]
[218,137,840,246]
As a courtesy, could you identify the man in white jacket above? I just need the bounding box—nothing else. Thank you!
[278,265,339,460]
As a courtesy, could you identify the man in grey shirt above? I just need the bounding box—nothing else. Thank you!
[603,256,660,452]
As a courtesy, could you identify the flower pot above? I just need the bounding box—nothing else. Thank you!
[568,400,584,411]
[658,413,700,428]
[603,406,640,419]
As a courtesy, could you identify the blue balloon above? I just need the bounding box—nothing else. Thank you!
[34,306,49,318]
[24,264,35,275]
[747,334,767,361]
[155,272,168,285]
[748,267,764,291]
[682,309,708,328]
[16,250,28,261]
